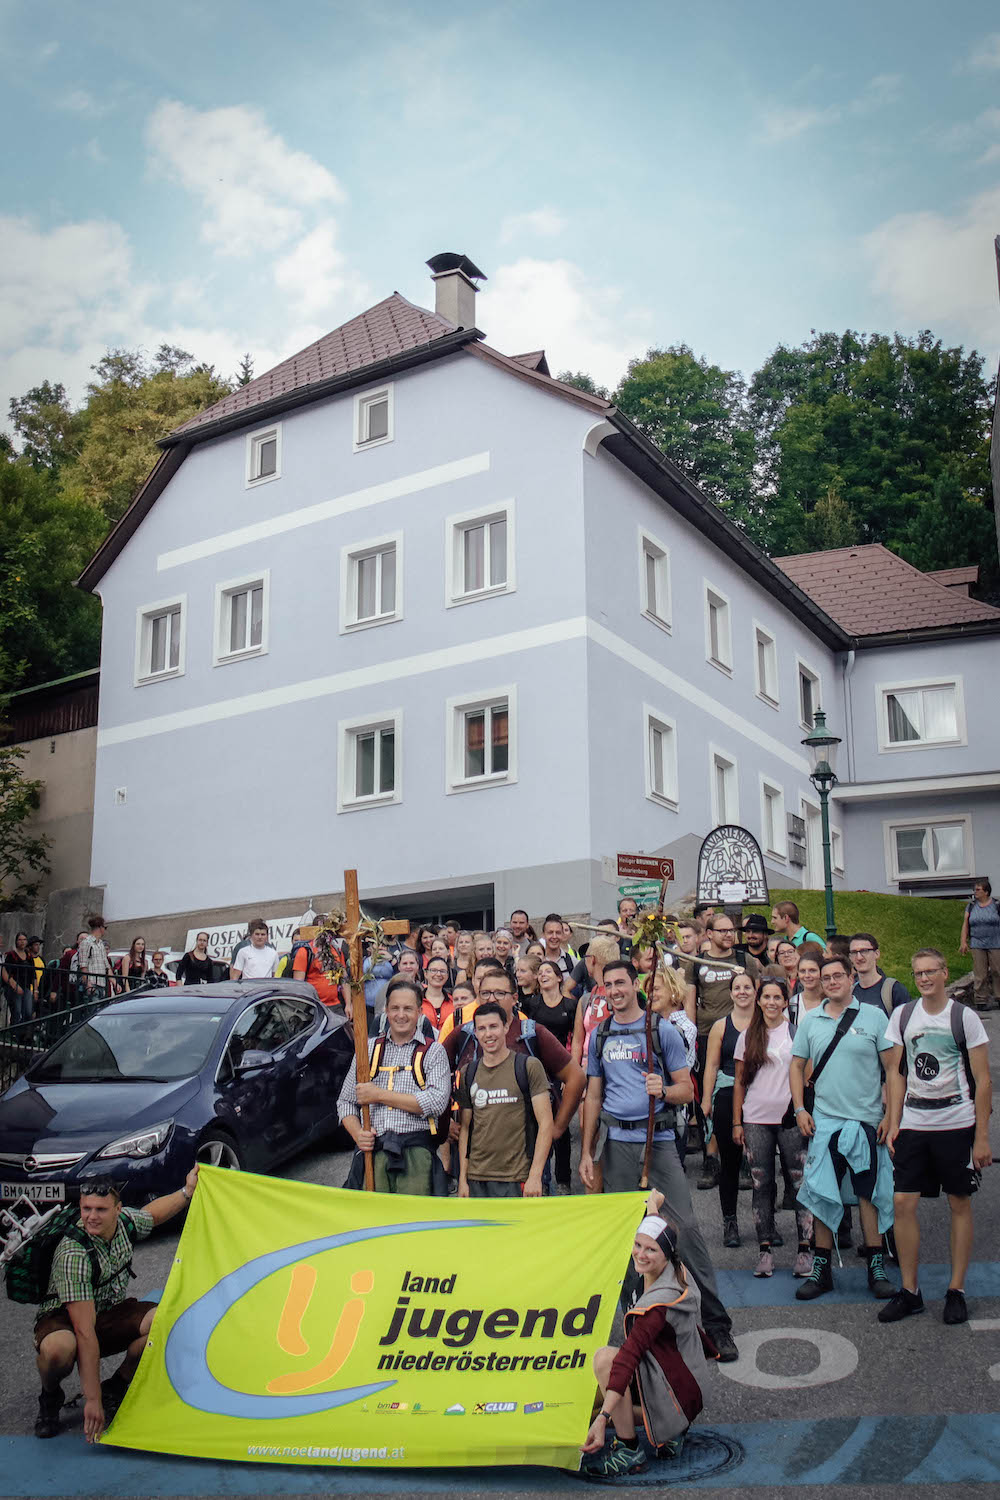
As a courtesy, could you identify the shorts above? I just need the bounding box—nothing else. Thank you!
[34,1297,158,1354]
[892,1126,979,1199]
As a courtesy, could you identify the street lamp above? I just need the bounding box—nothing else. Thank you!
[801,708,842,940]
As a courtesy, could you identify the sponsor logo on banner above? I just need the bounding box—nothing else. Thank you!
[444,1403,465,1416]
[524,1401,544,1414]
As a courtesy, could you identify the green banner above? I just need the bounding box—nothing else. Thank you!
[103,1167,642,1471]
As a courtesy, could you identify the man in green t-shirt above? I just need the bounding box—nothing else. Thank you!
[457,1002,552,1198]
[771,900,824,949]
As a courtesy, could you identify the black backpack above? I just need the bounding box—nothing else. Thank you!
[3,1205,141,1306]
[593,1013,671,1075]
[897,999,978,1098]
[460,1051,539,1161]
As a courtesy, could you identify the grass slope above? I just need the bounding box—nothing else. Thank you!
[743,890,972,998]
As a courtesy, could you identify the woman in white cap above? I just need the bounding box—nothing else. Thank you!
[581,1192,716,1478]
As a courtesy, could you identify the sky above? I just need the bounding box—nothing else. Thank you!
[2,0,999,429]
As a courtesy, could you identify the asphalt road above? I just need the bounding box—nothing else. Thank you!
[3,1015,1000,1500]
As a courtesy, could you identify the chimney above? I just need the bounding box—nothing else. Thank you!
[426,252,487,330]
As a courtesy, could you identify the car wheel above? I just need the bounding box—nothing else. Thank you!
[196,1131,243,1171]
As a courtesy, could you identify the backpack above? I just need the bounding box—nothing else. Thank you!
[897,999,977,1099]
[460,1051,539,1163]
[453,1013,538,1073]
[277,939,312,980]
[3,1204,141,1306]
[593,1013,670,1075]
[368,1033,448,1143]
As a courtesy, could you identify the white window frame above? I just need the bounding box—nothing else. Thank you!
[796,656,822,732]
[445,501,516,607]
[800,792,823,887]
[134,595,186,686]
[339,531,403,633]
[876,676,967,753]
[214,569,270,666]
[759,775,787,859]
[704,582,732,674]
[337,710,403,812]
[353,383,394,451]
[244,423,281,488]
[638,527,672,633]
[883,814,974,883]
[446,686,517,794]
[831,823,845,875]
[709,745,739,825]
[643,704,678,809]
[753,621,779,707]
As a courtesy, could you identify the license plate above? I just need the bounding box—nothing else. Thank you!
[0,1181,66,1203]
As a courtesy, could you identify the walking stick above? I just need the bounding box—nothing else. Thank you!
[640,989,656,1190]
[344,869,375,1193]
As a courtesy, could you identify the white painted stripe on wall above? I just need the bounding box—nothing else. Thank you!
[98,617,590,747]
[586,619,811,775]
[156,452,491,572]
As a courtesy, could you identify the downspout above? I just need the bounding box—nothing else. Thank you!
[842,649,857,785]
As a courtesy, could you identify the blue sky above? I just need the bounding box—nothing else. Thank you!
[1,0,999,425]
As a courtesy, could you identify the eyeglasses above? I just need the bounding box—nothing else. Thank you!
[849,947,875,956]
[479,988,511,999]
[913,967,943,980]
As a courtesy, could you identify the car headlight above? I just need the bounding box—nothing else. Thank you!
[95,1119,174,1160]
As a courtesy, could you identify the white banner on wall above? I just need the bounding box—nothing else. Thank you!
[183,915,305,961]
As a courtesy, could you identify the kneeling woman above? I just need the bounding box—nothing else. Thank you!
[582,1200,716,1478]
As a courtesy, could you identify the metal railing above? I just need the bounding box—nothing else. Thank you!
[0,993,117,1095]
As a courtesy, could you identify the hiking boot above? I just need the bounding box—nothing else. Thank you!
[710,1327,739,1362]
[100,1373,130,1420]
[697,1155,720,1190]
[722,1215,741,1248]
[943,1289,968,1325]
[878,1288,925,1323]
[754,1248,773,1278]
[795,1252,833,1301]
[792,1248,814,1278]
[582,1438,647,1479]
[35,1385,63,1440]
[865,1248,896,1300]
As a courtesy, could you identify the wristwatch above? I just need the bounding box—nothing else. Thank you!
[180,1183,192,1200]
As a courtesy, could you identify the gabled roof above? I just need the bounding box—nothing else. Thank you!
[774,544,1000,640]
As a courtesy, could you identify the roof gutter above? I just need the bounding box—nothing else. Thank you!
[848,618,1000,648]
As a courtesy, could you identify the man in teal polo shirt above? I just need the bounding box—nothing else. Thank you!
[789,954,898,1302]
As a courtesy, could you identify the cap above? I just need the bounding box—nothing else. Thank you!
[743,915,773,935]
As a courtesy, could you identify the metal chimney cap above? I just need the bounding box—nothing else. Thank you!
[426,252,487,283]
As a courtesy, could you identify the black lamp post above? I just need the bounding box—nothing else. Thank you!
[801,708,842,939]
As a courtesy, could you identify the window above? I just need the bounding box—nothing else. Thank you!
[710,748,738,824]
[338,712,402,812]
[797,660,820,731]
[885,817,973,881]
[760,778,786,857]
[245,424,281,486]
[644,706,678,807]
[831,825,844,875]
[135,597,185,684]
[639,529,671,630]
[215,572,269,664]
[754,625,778,705]
[446,688,517,792]
[340,533,402,632]
[878,679,965,751]
[704,584,732,672]
[354,385,393,450]
[446,503,515,606]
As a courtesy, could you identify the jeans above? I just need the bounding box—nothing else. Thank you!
[9,987,34,1025]
[743,1121,812,1247]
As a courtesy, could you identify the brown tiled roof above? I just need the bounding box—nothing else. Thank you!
[928,565,980,589]
[170,293,457,437]
[774,545,1000,636]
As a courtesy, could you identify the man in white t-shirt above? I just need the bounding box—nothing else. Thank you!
[230,918,278,981]
[880,946,993,1327]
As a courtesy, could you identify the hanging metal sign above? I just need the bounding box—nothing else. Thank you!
[696,825,770,905]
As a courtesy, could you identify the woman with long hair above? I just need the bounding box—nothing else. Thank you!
[700,972,756,1249]
[119,937,149,991]
[521,957,578,1193]
[732,977,812,1279]
[175,931,214,986]
[453,930,475,983]
[421,955,454,1036]
[472,931,495,962]
[649,964,698,1163]
[413,926,439,970]
[515,954,541,1006]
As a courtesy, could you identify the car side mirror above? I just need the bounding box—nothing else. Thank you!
[236,1049,272,1074]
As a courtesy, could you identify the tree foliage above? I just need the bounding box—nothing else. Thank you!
[0,737,50,909]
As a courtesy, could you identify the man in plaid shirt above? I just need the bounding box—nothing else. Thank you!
[34,1166,199,1441]
[339,978,450,1194]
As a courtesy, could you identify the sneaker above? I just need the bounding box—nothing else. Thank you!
[34,1385,63,1440]
[657,1435,686,1461]
[792,1248,814,1278]
[754,1248,774,1278]
[710,1327,739,1362]
[582,1438,647,1479]
[943,1289,968,1325]
[771,1228,784,1248]
[865,1248,897,1300]
[722,1215,741,1248]
[795,1252,833,1301]
[697,1155,720,1191]
[878,1288,925,1323]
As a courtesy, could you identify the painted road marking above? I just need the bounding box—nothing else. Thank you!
[715,1258,1000,1308]
[968,1318,1000,1381]
[716,1327,858,1389]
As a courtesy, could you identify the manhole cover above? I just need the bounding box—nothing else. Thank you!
[575,1429,745,1486]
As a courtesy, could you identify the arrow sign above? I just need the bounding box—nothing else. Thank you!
[617,853,674,882]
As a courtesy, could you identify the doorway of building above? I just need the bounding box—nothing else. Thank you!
[363,885,495,932]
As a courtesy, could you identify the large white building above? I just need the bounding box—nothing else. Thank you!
[79,254,1000,942]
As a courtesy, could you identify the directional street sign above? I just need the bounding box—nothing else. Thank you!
[618,879,663,902]
[617,852,675,882]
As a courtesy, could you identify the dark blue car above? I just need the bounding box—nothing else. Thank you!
[0,982,355,1207]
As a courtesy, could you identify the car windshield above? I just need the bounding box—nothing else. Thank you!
[28,1012,223,1083]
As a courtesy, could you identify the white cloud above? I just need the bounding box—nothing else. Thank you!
[969,33,1000,69]
[499,208,567,245]
[145,101,345,256]
[273,220,368,320]
[480,258,649,388]
[0,216,145,352]
[57,88,110,117]
[863,186,1000,349]
[760,74,902,143]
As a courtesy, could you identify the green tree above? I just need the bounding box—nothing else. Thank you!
[0,734,49,909]
[556,370,610,399]
[897,462,997,575]
[615,346,760,538]
[8,381,88,473]
[236,353,255,386]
